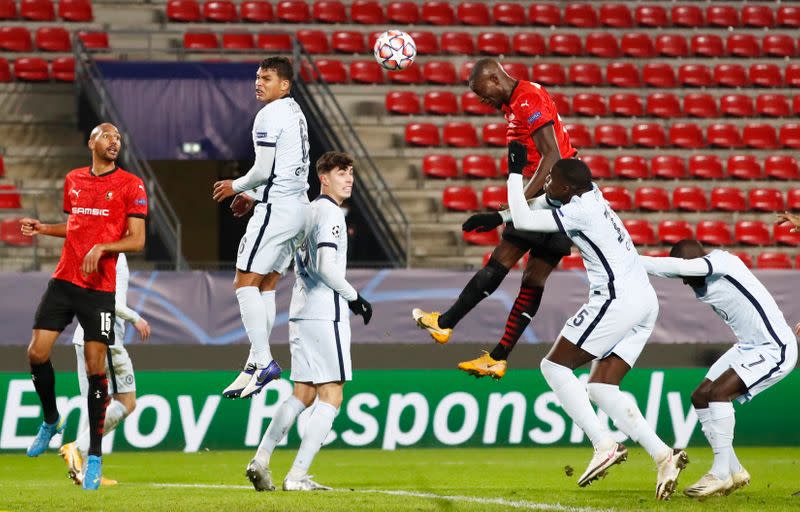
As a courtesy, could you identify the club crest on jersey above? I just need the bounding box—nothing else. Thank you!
[105,191,113,200]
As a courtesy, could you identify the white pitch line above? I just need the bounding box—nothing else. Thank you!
[147,483,609,512]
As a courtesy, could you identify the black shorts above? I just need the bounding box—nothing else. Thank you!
[502,225,572,268]
[33,278,116,345]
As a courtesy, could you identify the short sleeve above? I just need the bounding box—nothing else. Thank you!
[315,208,345,250]
[253,109,283,148]
[62,175,71,214]
[126,178,148,218]
[553,201,587,233]
[515,88,555,136]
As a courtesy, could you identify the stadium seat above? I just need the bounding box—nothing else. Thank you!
[549,33,582,56]
[634,187,670,211]
[651,155,687,180]
[719,94,754,117]
[569,63,602,86]
[594,124,628,147]
[742,5,773,28]
[763,34,796,58]
[532,63,565,86]
[456,2,489,26]
[386,91,419,115]
[565,123,591,147]
[423,91,457,115]
[779,124,800,149]
[733,252,754,268]
[749,64,782,88]
[757,252,792,269]
[500,61,529,81]
[405,123,439,146]
[572,93,606,117]
[493,2,525,26]
[689,155,724,180]
[387,1,417,24]
[221,32,254,50]
[20,0,55,20]
[560,253,585,270]
[296,29,329,54]
[458,62,476,83]
[697,221,732,246]
[77,31,109,49]
[673,186,708,211]
[0,58,10,82]
[635,5,667,27]
[609,93,643,117]
[388,63,421,84]
[787,65,800,87]
[794,96,800,116]
[658,220,693,244]
[481,123,505,147]
[311,59,345,83]
[706,123,743,148]
[764,155,799,180]
[600,186,633,211]
[565,3,597,27]
[749,188,784,212]
[655,34,689,58]
[481,185,506,210]
[421,1,454,25]
[744,124,779,150]
[460,91,494,115]
[277,0,310,22]
[707,5,739,27]
[727,34,760,58]
[350,60,384,83]
[443,186,478,212]
[727,155,762,180]
[59,0,92,21]
[671,4,703,28]
[789,189,800,211]
[643,63,676,88]
[756,94,790,117]
[51,56,74,81]
[35,27,70,52]
[183,32,217,50]
[683,93,718,118]
[257,33,291,51]
[241,1,273,22]
[350,0,383,24]
[512,33,546,56]
[423,61,456,84]
[710,187,746,212]
[0,185,21,209]
[632,123,666,148]
[422,154,457,179]
[669,123,704,149]
[777,6,800,28]
[463,227,500,246]
[529,3,561,26]
[716,64,749,88]
[477,32,509,55]
[444,122,479,147]
[0,0,17,19]
[332,31,365,53]
[621,33,655,58]
[407,31,437,55]
[581,154,610,179]
[204,1,237,21]
[679,64,713,87]
[605,62,640,88]
[168,0,201,21]
[691,34,725,57]
[646,93,681,118]
[441,32,474,55]
[586,32,620,58]
[775,223,800,246]
[600,3,633,28]
[13,57,48,81]
[0,27,32,52]
[613,155,648,179]
[0,218,32,246]
[551,93,570,115]
[623,219,655,245]
[462,155,498,179]
[312,0,346,22]
[735,221,771,246]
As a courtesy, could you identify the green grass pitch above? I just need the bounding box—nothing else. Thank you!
[2,447,799,511]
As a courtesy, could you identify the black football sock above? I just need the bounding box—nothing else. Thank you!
[31,361,58,424]
[439,258,509,330]
[490,285,544,361]
[87,374,109,457]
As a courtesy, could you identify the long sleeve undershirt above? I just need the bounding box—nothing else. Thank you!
[232,145,277,193]
[639,256,712,279]
[316,246,358,302]
[506,174,560,233]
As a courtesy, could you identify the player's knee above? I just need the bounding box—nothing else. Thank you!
[691,387,710,408]
[706,387,730,403]
[27,344,49,364]
[478,258,510,293]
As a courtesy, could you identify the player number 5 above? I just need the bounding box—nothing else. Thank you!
[572,308,589,327]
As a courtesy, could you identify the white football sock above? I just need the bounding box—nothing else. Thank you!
[260,290,276,363]
[236,287,272,366]
[695,407,713,445]
[288,401,338,479]
[76,399,129,458]
[540,359,614,449]
[709,401,735,479]
[588,383,671,462]
[254,396,306,466]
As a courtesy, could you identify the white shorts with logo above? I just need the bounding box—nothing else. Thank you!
[289,319,352,384]
[237,199,309,275]
[75,343,136,396]
[559,285,659,367]
[706,339,798,403]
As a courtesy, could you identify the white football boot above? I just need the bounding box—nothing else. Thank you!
[729,467,750,494]
[684,473,734,498]
[245,459,275,491]
[222,363,257,398]
[577,442,628,487]
[655,448,689,500]
[283,475,332,491]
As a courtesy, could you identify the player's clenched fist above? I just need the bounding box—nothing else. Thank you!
[463,212,503,233]
[19,218,42,236]
[212,180,237,202]
[230,193,255,218]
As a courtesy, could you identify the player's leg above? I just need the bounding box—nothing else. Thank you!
[223,269,269,397]
[239,271,284,398]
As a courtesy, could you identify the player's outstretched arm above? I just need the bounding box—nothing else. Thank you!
[506,142,559,233]
[19,218,66,238]
[639,255,711,279]
[316,246,372,325]
[82,217,145,275]
[523,124,561,200]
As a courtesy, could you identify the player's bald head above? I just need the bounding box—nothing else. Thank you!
[670,239,706,259]
[89,123,119,141]
[468,58,514,110]
[469,58,504,85]
[553,158,592,189]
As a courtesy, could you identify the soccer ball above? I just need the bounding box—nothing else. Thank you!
[373,30,417,71]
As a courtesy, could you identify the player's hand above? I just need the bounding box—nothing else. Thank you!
[776,212,800,232]
[212,180,237,202]
[19,218,43,236]
[134,317,151,342]
[462,212,503,232]
[507,140,528,175]
[348,294,373,325]
[81,244,106,275]
[230,193,255,218]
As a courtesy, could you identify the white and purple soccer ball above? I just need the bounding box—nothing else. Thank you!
[373,30,417,71]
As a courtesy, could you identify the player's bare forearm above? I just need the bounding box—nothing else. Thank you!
[525,125,561,199]
[82,217,146,275]
[40,223,67,238]
[20,218,67,238]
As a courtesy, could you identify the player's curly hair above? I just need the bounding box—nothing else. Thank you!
[316,151,354,175]
[259,57,293,82]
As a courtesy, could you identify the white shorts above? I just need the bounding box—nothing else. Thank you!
[706,340,798,403]
[559,286,659,367]
[289,319,352,384]
[75,344,136,396]
[236,200,309,275]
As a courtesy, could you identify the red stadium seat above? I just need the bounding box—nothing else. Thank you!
[0,27,32,52]
[422,154,457,179]
[634,187,669,212]
[351,0,383,24]
[586,32,620,58]
[613,155,648,179]
[606,62,640,88]
[0,0,17,19]
[0,217,32,246]
[564,123,591,147]
[623,219,655,245]
[241,1,273,22]
[673,186,708,211]
[727,155,762,180]
[457,2,489,26]
[621,33,655,58]
[757,252,792,269]
[651,155,686,180]
[756,94,790,117]
[775,223,800,246]
[764,155,799,180]
[672,5,703,28]
[565,3,597,27]
[421,1,454,25]
[405,123,440,146]
[204,0,237,21]
[560,253,585,270]
[655,34,689,58]
[463,155,498,179]
[727,34,760,58]
[600,186,633,211]
[779,124,800,149]
[549,33,582,56]
[731,252,753,268]
[332,31,365,53]
[386,91,419,115]
[711,187,746,212]
[777,6,800,28]
[183,32,218,50]
[600,3,633,28]
[423,61,456,84]
[646,93,681,118]
[493,2,525,26]
[794,96,800,116]
[388,64,422,84]
[742,5,773,28]
[407,31,437,55]
[789,190,800,211]
[477,32,509,55]
[735,221,771,246]
[35,27,70,52]
[697,221,732,246]
[221,33,254,50]
[441,32,474,55]
[500,61,529,81]
[481,185,507,210]
[461,91,494,115]
[551,93,570,115]
[52,56,74,81]
[0,185,22,209]
[78,31,109,49]
[257,33,291,51]
[512,33,546,56]
[787,65,800,87]
[0,58,10,82]
[763,34,796,58]
[481,123,505,147]
[443,186,478,212]
[444,122,479,147]
[609,93,643,117]
[719,94,754,117]
[387,2,418,24]
[572,93,606,117]
[59,0,92,21]
[631,123,666,148]
[168,0,201,21]
[679,64,713,87]
[581,154,610,179]
[350,60,384,83]
[658,220,693,244]
[297,29,329,54]
[707,5,739,27]
[569,63,602,86]
[423,91,457,115]
[684,93,719,118]
[635,5,667,27]
[594,124,628,147]
[716,64,749,88]
[749,64,783,88]
[313,59,346,83]
[277,0,310,22]
[643,63,676,88]
[706,123,743,148]
[529,3,560,26]
[749,188,784,212]
[532,63,565,86]
[20,0,55,20]
[312,0,344,22]
[689,155,724,180]
[743,124,779,150]
[691,34,725,58]
[463,228,500,246]
[669,123,704,149]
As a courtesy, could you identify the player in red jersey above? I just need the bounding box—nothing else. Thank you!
[19,123,147,491]
[413,58,577,378]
